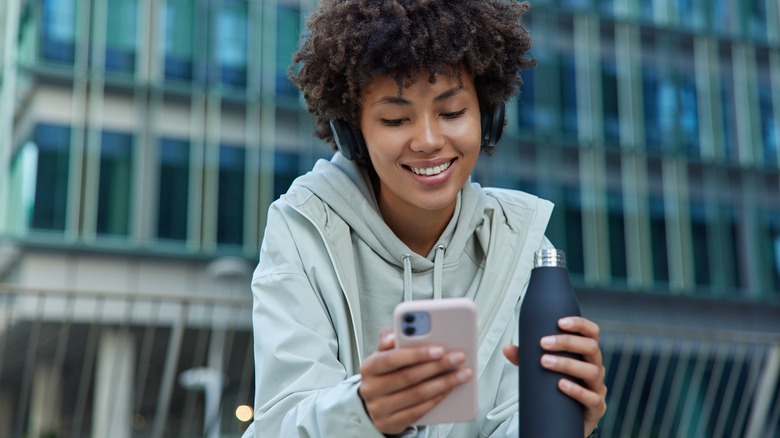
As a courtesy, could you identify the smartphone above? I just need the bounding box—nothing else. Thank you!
[393,297,478,425]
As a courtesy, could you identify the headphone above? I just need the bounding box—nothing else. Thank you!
[330,102,506,162]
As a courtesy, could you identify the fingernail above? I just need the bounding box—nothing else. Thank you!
[560,379,574,390]
[541,355,557,366]
[457,368,473,382]
[449,351,466,365]
[429,346,445,358]
[541,336,556,348]
[559,318,574,328]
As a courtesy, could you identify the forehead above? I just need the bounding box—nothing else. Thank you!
[361,68,474,101]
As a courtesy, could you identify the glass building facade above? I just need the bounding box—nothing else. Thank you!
[0,0,778,436]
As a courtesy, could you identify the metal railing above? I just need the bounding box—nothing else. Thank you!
[599,320,780,438]
[0,284,254,438]
[1,284,778,438]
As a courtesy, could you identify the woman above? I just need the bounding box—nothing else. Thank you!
[243,1,607,436]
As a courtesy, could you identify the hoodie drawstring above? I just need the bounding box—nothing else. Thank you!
[401,245,446,302]
[433,245,445,300]
[402,254,413,302]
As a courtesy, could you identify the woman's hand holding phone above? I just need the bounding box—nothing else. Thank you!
[358,329,473,435]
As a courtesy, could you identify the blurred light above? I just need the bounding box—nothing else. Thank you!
[236,405,253,422]
[133,414,146,430]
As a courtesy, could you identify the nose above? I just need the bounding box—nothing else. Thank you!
[409,115,445,153]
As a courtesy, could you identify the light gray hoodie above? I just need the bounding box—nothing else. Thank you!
[244,153,553,437]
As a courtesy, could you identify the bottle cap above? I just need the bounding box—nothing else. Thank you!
[533,248,566,268]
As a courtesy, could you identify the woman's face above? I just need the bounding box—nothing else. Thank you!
[359,68,482,223]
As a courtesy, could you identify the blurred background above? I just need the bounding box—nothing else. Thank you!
[0,0,778,437]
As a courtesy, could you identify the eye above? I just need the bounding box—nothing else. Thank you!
[442,108,467,119]
[381,118,405,127]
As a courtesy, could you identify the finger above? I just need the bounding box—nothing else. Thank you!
[540,353,604,388]
[556,378,608,429]
[367,366,473,427]
[502,344,519,366]
[362,350,467,397]
[558,317,600,341]
[362,344,446,376]
[378,329,395,351]
[540,333,603,366]
[372,390,451,434]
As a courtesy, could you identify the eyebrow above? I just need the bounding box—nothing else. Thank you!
[372,86,464,107]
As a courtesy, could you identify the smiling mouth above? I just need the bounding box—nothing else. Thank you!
[408,160,454,176]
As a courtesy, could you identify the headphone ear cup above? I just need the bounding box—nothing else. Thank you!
[330,118,369,161]
[480,102,506,150]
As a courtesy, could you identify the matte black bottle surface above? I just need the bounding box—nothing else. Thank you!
[518,248,583,437]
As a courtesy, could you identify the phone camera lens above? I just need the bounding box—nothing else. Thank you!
[404,326,416,336]
[404,314,415,323]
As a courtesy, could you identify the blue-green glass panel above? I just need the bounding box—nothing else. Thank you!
[690,201,712,288]
[216,0,248,88]
[41,0,76,64]
[157,138,190,241]
[759,87,778,166]
[563,188,584,277]
[276,5,301,96]
[560,55,578,137]
[105,0,138,72]
[608,191,627,281]
[164,0,195,81]
[602,59,620,145]
[97,131,133,236]
[31,124,71,231]
[649,196,669,284]
[217,145,246,246]
[273,150,300,200]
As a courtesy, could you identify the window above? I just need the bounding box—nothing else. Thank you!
[770,215,780,293]
[642,68,668,152]
[563,188,585,277]
[746,0,768,43]
[273,150,300,200]
[602,59,620,145]
[41,0,77,64]
[30,124,72,231]
[214,0,248,88]
[758,85,777,166]
[517,69,536,130]
[675,0,705,31]
[560,55,578,138]
[690,202,712,289]
[276,5,301,96]
[649,196,669,285]
[105,0,138,72]
[642,65,699,155]
[217,145,245,246]
[157,138,190,241]
[679,77,700,157]
[97,131,133,237]
[608,191,627,281]
[720,74,739,162]
[163,0,195,81]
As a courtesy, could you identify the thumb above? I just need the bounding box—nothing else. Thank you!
[502,344,519,366]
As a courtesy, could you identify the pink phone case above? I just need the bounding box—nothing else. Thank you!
[393,297,478,425]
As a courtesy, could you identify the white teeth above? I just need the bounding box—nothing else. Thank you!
[411,161,451,176]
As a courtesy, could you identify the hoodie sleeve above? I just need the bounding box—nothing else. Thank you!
[243,201,384,438]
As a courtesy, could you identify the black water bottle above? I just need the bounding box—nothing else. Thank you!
[518,248,583,437]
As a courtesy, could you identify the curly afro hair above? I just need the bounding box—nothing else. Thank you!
[289,0,535,152]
